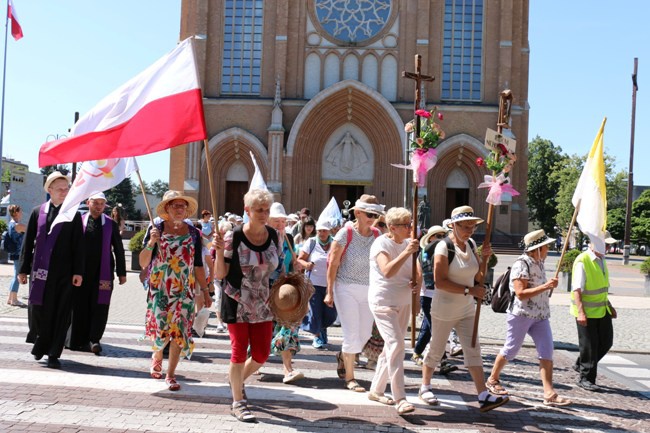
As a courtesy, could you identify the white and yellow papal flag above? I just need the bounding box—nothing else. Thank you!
[572,118,607,254]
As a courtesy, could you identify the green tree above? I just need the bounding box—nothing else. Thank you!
[527,136,564,234]
[40,164,71,176]
[149,179,169,198]
[607,207,626,241]
[105,177,137,219]
[631,190,650,244]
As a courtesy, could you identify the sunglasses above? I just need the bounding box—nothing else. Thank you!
[364,212,379,219]
[376,222,387,228]
[393,223,412,228]
[433,234,445,239]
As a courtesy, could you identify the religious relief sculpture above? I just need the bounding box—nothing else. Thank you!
[314,0,392,43]
[325,132,369,174]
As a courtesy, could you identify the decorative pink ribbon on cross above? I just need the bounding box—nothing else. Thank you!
[391,148,437,187]
[478,173,520,206]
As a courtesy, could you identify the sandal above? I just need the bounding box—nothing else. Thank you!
[150,356,163,379]
[485,378,509,395]
[368,391,395,405]
[479,394,509,412]
[396,399,415,415]
[418,387,439,405]
[165,376,181,391]
[336,351,346,379]
[231,401,256,423]
[543,392,572,407]
[345,379,365,392]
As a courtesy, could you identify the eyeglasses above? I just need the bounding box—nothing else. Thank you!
[170,203,188,210]
[377,222,387,228]
[364,212,379,219]
[392,223,412,228]
[433,234,445,239]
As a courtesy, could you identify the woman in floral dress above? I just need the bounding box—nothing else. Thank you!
[140,191,211,391]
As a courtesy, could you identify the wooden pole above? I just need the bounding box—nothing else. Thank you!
[134,164,154,224]
[471,90,512,348]
[551,199,581,297]
[203,139,219,222]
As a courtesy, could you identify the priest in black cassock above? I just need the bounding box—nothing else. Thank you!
[69,192,126,354]
[18,171,84,369]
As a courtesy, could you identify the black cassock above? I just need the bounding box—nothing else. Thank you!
[69,215,126,349]
[19,202,84,359]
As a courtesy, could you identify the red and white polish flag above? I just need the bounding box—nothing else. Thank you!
[8,0,23,41]
[38,37,207,167]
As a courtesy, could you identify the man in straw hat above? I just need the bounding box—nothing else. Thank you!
[485,229,571,406]
[418,205,509,412]
[68,192,126,355]
[570,231,618,392]
[18,171,84,369]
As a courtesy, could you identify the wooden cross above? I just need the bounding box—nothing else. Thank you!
[402,54,435,348]
[403,55,435,137]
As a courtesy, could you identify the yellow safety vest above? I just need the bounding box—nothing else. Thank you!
[570,252,611,318]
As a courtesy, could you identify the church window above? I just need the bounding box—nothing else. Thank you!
[441,0,483,102]
[221,0,264,95]
[314,0,392,45]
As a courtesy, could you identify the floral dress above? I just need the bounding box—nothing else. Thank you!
[145,232,196,359]
[270,237,301,356]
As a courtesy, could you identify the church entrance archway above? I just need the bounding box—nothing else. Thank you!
[445,168,470,218]
[329,184,365,214]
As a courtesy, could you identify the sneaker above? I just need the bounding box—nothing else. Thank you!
[411,353,423,366]
[283,370,304,384]
[577,378,600,392]
[312,336,324,349]
[216,323,226,333]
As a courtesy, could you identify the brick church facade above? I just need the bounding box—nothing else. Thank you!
[171,0,530,239]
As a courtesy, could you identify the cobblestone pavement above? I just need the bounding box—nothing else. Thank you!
[1,254,649,432]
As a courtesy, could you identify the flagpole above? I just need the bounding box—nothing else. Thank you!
[0,4,10,181]
[203,139,219,224]
[553,199,581,291]
[134,164,154,224]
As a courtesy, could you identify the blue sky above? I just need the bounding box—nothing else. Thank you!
[1,1,648,186]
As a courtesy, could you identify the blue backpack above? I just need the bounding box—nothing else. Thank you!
[1,230,19,255]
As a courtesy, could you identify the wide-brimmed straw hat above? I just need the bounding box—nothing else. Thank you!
[43,171,71,193]
[523,229,555,252]
[420,225,448,249]
[449,206,484,225]
[349,194,385,216]
[269,273,314,327]
[269,203,289,219]
[156,190,198,220]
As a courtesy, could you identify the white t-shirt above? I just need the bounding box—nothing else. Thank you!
[333,225,377,285]
[301,237,330,287]
[369,234,412,307]
[430,239,478,321]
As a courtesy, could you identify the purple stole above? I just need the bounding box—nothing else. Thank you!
[30,202,64,305]
[83,213,114,305]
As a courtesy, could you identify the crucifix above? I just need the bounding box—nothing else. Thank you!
[402,54,435,348]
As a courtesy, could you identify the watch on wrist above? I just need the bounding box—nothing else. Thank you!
[464,286,470,296]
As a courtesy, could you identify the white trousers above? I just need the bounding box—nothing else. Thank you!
[370,304,411,401]
[333,282,374,353]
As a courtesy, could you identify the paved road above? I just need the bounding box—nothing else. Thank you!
[1,252,649,432]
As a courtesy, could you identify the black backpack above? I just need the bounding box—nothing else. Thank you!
[491,259,528,313]
[420,237,477,290]
[1,230,18,255]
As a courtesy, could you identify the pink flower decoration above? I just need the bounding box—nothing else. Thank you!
[415,137,425,147]
[415,109,432,119]
[476,157,485,167]
[437,112,444,120]
[404,121,414,133]
[497,143,509,156]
